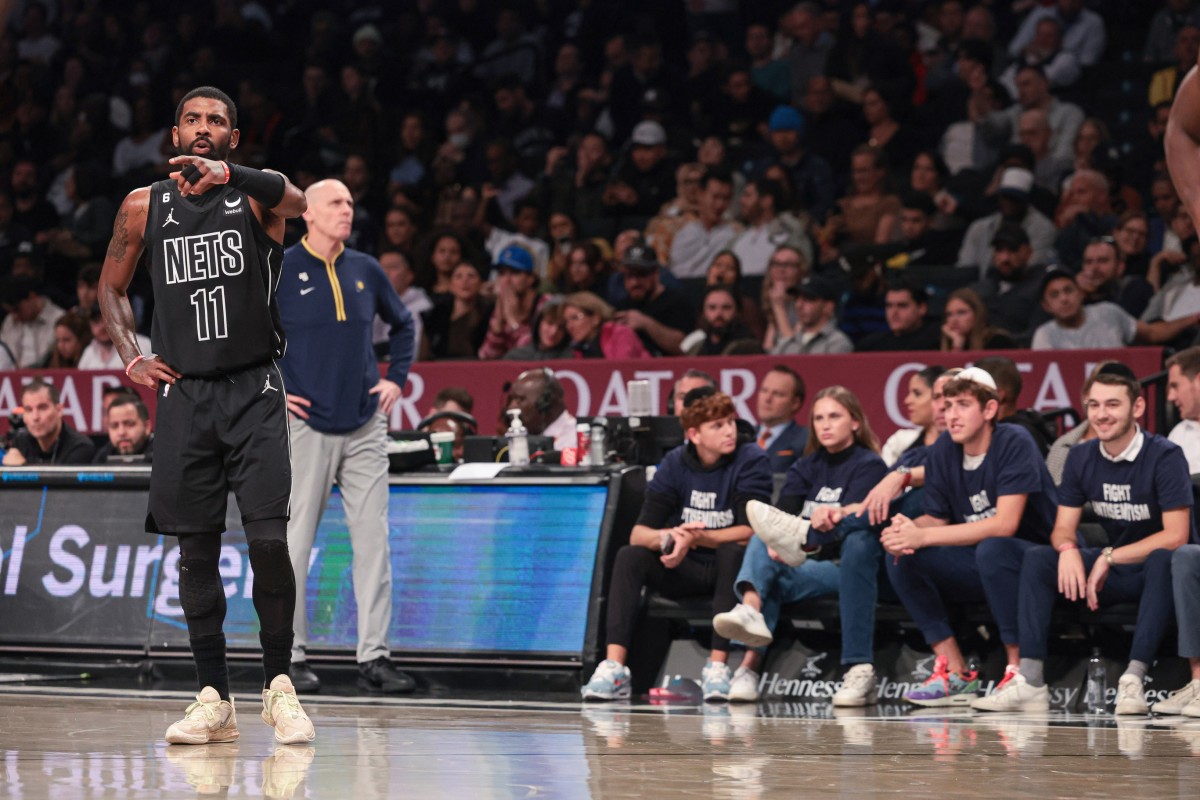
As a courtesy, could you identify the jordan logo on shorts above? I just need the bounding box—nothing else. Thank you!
[262,374,278,394]
[163,209,179,227]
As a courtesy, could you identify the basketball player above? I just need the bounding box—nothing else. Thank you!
[98,86,314,745]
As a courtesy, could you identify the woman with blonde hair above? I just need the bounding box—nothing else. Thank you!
[714,385,889,705]
[562,292,650,359]
[940,287,1017,351]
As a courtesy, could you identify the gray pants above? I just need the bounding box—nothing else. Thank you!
[288,412,391,664]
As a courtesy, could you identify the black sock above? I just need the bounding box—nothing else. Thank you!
[245,519,296,690]
[191,633,231,701]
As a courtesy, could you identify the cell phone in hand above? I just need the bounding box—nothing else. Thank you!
[662,536,676,556]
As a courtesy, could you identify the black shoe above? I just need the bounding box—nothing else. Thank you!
[289,661,321,694]
[357,657,416,694]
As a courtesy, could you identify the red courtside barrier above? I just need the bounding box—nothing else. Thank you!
[0,348,1164,438]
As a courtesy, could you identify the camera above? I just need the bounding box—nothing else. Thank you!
[3,410,25,450]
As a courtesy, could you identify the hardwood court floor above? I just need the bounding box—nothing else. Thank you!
[2,687,1199,798]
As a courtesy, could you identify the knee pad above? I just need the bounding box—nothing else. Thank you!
[179,557,224,621]
[248,538,296,595]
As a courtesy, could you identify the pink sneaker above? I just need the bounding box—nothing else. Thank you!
[165,687,239,745]
[261,674,316,744]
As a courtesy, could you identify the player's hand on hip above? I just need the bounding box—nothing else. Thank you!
[168,155,227,197]
[286,393,312,420]
[131,356,181,389]
[369,379,402,415]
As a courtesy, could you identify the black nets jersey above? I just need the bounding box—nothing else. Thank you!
[144,179,285,376]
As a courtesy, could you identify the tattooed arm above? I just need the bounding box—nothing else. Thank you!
[99,188,181,388]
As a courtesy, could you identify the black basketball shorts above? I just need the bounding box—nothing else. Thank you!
[147,362,291,535]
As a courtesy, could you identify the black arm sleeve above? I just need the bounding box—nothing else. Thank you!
[227,163,286,208]
[635,489,678,529]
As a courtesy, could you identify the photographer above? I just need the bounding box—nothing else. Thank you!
[3,378,96,466]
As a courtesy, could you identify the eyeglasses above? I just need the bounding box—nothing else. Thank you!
[564,312,590,324]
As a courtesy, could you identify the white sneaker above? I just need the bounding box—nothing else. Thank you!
[701,661,733,702]
[262,675,316,744]
[165,687,239,745]
[1183,698,1200,718]
[582,659,632,701]
[1152,679,1200,715]
[1114,674,1149,716]
[713,603,773,648]
[746,500,809,566]
[969,673,1049,712]
[833,664,879,707]
[728,666,760,702]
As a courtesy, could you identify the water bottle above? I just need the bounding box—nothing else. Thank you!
[505,409,530,466]
[1086,648,1106,714]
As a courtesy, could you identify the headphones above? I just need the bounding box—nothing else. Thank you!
[416,410,479,436]
[519,367,560,416]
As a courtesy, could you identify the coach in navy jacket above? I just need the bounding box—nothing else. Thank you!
[276,179,416,696]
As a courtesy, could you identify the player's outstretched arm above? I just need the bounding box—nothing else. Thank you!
[98,188,181,389]
[1166,64,1200,225]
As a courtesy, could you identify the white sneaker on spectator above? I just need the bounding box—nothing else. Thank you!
[713,603,773,648]
[833,664,879,707]
[969,673,1049,712]
[1152,679,1200,715]
[728,666,760,702]
[1114,674,1149,716]
[746,501,809,566]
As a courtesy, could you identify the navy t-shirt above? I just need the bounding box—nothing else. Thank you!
[896,442,932,469]
[637,441,773,559]
[1059,432,1197,548]
[923,424,1058,542]
[778,443,889,519]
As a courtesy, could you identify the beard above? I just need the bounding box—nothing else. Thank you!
[179,137,229,160]
[703,320,731,338]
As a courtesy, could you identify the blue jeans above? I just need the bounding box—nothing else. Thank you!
[735,527,883,665]
[1174,545,1200,658]
[885,537,1038,646]
[1018,545,1176,663]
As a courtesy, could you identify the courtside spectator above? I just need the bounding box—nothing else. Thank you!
[882,368,1058,707]
[719,386,887,704]
[93,395,154,463]
[1166,347,1200,473]
[2,379,96,466]
[973,364,1191,715]
[753,365,809,474]
[881,366,948,467]
[581,389,772,702]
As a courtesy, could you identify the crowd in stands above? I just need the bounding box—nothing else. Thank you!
[2,1,1200,370]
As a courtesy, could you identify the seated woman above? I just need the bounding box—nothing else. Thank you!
[940,288,1017,351]
[706,250,765,341]
[713,386,888,705]
[562,292,650,359]
[880,365,946,467]
[503,299,573,360]
[582,389,773,702]
[421,262,490,360]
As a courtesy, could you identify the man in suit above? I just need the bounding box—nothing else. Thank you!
[755,364,808,473]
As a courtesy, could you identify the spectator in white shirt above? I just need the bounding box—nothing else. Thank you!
[77,305,152,370]
[669,168,738,278]
[1166,346,1200,474]
[0,275,63,367]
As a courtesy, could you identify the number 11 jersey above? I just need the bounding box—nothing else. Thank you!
[144,179,285,377]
